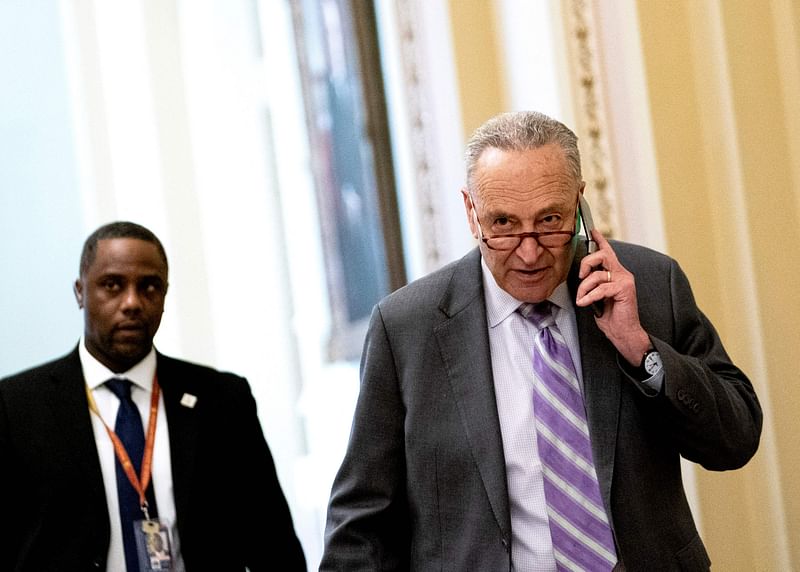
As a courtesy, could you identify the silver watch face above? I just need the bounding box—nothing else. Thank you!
[644,351,663,375]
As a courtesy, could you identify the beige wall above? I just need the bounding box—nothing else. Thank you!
[448,0,799,568]
[448,0,507,137]
[637,1,799,569]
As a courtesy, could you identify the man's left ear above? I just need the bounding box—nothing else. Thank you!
[461,188,479,239]
[73,279,84,309]
[160,282,169,313]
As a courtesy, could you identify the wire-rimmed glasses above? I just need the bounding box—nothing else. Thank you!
[469,195,581,251]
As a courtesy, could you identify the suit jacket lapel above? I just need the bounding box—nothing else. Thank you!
[44,348,110,524]
[156,354,200,522]
[434,249,512,541]
[568,243,621,511]
[574,303,620,507]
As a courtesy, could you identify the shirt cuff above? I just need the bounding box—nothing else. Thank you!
[617,354,664,396]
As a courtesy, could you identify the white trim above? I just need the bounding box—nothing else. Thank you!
[593,0,666,250]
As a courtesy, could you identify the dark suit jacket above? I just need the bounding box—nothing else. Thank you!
[0,349,306,571]
[321,242,762,571]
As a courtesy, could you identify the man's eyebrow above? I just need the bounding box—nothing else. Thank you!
[533,202,573,216]
[138,274,167,285]
[482,205,515,217]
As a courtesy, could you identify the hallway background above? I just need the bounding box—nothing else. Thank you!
[1,1,798,569]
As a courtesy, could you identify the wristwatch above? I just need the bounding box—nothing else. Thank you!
[637,348,663,379]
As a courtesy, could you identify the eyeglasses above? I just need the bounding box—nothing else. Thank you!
[469,195,581,251]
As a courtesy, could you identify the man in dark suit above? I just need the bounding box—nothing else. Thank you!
[0,221,306,571]
[321,111,762,571]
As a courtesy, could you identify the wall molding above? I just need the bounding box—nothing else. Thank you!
[392,0,446,271]
[563,0,620,238]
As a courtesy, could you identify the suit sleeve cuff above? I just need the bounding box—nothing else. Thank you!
[617,354,665,396]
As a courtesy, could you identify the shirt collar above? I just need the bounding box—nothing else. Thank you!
[79,337,157,392]
[481,257,573,328]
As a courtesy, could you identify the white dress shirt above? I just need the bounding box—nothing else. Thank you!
[79,339,184,572]
[481,260,585,572]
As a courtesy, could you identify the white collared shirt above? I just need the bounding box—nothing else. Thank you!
[79,339,184,572]
[481,260,584,572]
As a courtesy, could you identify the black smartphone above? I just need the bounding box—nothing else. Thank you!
[578,195,604,317]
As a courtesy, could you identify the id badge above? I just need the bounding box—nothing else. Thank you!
[134,518,174,571]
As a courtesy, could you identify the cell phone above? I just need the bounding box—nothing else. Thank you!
[578,195,604,317]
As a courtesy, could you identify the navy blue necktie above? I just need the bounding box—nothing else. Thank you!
[106,378,158,572]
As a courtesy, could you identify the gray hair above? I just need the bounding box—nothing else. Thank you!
[464,111,582,193]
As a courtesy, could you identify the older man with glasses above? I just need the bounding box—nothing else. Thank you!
[321,110,762,572]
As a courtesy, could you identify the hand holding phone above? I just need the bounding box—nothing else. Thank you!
[576,195,653,366]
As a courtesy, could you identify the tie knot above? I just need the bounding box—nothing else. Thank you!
[521,301,555,329]
[106,378,133,401]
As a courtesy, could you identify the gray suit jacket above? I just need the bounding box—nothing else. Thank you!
[321,242,761,571]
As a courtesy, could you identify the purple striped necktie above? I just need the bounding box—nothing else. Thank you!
[522,302,618,571]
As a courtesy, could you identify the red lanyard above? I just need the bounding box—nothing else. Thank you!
[86,375,160,518]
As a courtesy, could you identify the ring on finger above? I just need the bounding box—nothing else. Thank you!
[606,270,612,283]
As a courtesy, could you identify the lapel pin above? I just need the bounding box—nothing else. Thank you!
[180,393,198,408]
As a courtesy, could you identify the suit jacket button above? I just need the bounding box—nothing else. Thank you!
[677,388,686,400]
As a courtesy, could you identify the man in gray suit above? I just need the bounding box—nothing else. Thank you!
[320,111,762,571]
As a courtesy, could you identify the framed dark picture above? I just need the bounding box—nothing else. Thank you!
[290,0,406,361]
[291,0,406,361]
